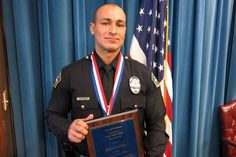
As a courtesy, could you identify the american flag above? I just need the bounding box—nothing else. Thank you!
[129,0,173,157]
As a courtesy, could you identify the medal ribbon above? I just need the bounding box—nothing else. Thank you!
[91,52,124,116]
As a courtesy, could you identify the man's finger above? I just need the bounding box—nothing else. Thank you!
[73,124,88,135]
[83,114,94,121]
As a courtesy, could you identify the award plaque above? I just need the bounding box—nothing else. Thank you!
[86,109,144,157]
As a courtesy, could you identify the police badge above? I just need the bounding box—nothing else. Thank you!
[53,71,61,88]
[129,76,141,94]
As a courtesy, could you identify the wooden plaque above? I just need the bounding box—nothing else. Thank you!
[86,109,144,157]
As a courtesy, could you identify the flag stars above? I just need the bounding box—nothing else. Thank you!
[162,33,165,41]
[131,2,169,83]
[148,10,153,16]
[136,25,143,32]
[157,13,161,19]
[146,43,149,49]
[154,28,159,36]
[160,48,164,55]
[147,26,151,33]
[154,45,158,53]
[164,20,167,27]
[152,44,155,50]
[158,64,164,72]
[139,8,145,16]
[153,62,157,69]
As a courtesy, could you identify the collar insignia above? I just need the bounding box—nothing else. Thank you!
[151,72,160,88]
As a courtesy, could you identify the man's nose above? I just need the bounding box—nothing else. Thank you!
[109,24,117,34]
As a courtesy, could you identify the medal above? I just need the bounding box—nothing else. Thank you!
[91,52,124,116]
[129,76,141,94]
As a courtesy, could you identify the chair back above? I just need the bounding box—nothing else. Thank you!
[219,100,236,157]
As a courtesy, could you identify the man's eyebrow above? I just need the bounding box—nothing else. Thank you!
[100,18,111,21]
[100,18,125,23]
[117,20,125,23]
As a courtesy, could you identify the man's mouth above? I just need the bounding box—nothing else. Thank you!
[105,37,119,42]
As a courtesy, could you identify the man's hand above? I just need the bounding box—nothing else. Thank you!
[68,114,94,143]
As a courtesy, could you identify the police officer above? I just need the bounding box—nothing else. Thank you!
[46,3,169,157]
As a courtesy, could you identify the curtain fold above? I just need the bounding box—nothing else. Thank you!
[171,0,195,155]
[171,0,235,157]
[1,0,236,157]
[226,2,236,102]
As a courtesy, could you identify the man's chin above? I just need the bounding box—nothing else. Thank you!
[105,47,121,53]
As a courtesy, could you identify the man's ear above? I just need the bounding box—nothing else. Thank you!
[90,22,95,35]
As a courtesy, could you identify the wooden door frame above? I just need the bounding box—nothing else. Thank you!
[0,1,17,157]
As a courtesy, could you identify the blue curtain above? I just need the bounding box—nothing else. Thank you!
[169,0,236,157]
[1,0,236,157]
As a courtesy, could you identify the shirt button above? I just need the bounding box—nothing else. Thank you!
[134,104,138,108]
[81,105,85,110]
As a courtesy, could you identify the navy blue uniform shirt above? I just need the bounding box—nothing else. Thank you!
[46,52,169,157]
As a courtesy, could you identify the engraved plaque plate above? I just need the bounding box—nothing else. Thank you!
[86,109,144,157]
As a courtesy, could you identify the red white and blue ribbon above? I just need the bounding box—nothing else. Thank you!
[91,52,124,116]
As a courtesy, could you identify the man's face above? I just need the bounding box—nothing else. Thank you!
[90,5,126,54]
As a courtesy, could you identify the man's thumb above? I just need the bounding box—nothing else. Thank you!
[84,114,94,121]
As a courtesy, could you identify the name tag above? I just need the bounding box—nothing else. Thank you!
[76,97,90,101]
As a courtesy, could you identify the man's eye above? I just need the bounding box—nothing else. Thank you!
[102,22,108,25]
[117,23,125,27]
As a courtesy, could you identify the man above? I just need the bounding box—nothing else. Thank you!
[46,3,168,157]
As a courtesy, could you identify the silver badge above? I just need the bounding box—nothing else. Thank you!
[129,76,141,94]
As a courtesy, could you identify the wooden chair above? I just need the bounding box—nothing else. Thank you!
[219,100,236,157]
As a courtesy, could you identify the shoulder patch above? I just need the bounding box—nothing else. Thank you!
[53,71,62,88]
[151,72,160,88]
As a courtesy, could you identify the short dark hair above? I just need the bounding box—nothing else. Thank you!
[92,3,123,23]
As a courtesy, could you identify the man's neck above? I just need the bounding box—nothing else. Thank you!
[95,49,120,65]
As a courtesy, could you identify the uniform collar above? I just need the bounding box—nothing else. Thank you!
[93,50,119,70]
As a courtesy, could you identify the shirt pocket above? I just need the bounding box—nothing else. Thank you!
[121,93,146,130]
[121,93,146,112]
[72,97,102,119]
